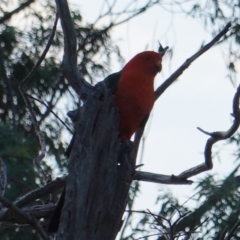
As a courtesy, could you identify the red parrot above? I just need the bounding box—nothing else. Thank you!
[104,50,165,139]
[48,46,168,233]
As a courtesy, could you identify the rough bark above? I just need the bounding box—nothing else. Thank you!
[56,84,134,240]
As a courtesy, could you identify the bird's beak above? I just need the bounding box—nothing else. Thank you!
[158,42,169,56]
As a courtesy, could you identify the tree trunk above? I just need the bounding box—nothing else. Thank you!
[56,85,134,240]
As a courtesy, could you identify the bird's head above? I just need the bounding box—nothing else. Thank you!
[123,48,167,76]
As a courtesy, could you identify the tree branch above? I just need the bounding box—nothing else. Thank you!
[220,227,228,240]
[133,171,192,185]
[18,85,48,183]
[0,0,35,24]
[1,203,55,223]
[177,84,240,179]
[20,12,59,86]
[155,22,231,99]
[55,0,93,96]
[0,195,49,240]
[25,93,73,133]
[0,177,66,220]
[225,219,240,240]
[14,13,59,183]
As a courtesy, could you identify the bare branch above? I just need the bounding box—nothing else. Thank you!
[25,93,73,133]
[2,203,55,224]
[220,227,228,240]
[0,177,66,220]
[14,177,66,208]
[18,85,48,183]
[155,22,231,99]
[20,12,59,86]
[133,171,193,185]
[12,14,60,183]
[178,84,240,179]
[196,127,213,136]
[0,0,35,24]
[55,0,93,96]
[172,210,191,230]
[0,195,49,240]
[95,0,159,29]
[111,0,159,28]
[226,219,240,240]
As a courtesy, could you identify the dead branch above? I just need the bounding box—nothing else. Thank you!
[0,195,49,240]
[55,0,93,97]
[155,22,231,100]
[0,176,66,221]
[1,203,55,224]
[177,84,240,179]
[18,85,48,183]
[133,171,192,184]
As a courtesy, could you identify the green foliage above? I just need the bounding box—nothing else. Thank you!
[175,168,240,239]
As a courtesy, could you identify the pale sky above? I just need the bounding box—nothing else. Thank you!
[71,0,239,237]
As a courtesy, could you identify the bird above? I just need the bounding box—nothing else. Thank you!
[104,48,167,139]
[48,45,168,233]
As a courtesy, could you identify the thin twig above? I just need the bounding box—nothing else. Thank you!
[126,209,167,220]
[187,217,209,236]
[20,12,59,86]
[25,93,73,133]
[18,86,48,183]
[171,210,191,229]
[220,227,228,240]
[226,219,240,240]
[16,14,59,182]
[196,127,212,136]
[155,22,231,99]
[147,209,167,229]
